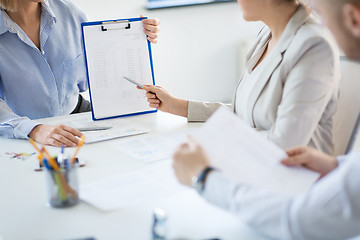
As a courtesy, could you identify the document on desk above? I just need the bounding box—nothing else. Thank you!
[109,129,199,163]
[80,164,187,211]
[191,107,320,196]
[37,112,148,144]
[82,18,156,120]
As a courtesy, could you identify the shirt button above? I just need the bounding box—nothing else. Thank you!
[42,50,45,55]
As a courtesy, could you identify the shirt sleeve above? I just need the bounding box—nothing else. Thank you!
[254,37,339,154]
[202,152,360,240]
[0,98,40,139]
[187,101,232,122]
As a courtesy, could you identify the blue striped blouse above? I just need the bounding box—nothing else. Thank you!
[0,0,87,138]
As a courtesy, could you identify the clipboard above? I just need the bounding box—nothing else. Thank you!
[81,17,157,121]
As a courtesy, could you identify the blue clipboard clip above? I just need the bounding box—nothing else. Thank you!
[101,20,131,32]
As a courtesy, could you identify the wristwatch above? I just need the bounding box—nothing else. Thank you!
[192,166,215,194]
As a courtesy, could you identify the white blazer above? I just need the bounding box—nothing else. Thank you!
[187,5,340,154]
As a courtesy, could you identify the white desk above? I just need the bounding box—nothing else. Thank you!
[0,112,267,240]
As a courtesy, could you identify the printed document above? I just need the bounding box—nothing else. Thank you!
[83,20,155,120]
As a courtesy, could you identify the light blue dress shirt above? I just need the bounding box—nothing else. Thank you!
[0,0,87,139]
[203,152,360,240]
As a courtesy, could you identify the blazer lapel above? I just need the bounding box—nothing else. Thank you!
[232,32,267,111]
[245,4,311,127]
[246,51,283,127]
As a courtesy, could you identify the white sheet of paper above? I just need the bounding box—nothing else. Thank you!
[110,129,198,163]
[37,112,148,144]
[80,164,186,211]
[191,107,320,196]
[83,20,154,119]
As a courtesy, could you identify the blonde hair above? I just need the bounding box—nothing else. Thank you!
[0,0,17,12]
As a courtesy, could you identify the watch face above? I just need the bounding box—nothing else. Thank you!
[191,176,203,194]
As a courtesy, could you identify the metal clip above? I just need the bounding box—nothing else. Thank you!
[101,20,131,32]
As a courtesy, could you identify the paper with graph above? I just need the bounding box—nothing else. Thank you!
[82,18,156,120]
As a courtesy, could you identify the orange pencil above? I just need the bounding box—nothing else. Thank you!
[71,135,85,165]
[42,146,59,171]
[29,139,45,160]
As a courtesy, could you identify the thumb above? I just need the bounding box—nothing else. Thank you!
[143,85,159,93]
[281,155,307,167]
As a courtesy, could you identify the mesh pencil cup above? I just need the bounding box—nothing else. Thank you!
[45,163,79,208]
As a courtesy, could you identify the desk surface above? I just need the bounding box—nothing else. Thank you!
[0,112,267,240]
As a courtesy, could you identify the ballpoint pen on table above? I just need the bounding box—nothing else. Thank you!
[78,126,112,132]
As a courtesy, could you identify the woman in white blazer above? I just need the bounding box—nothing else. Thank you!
[143,0,340,154]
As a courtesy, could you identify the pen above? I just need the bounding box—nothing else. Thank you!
[78,126,112,132]
[123,76,144,89]
[58,146,65,167]
[123,76,156,95]
[71,135,85,165]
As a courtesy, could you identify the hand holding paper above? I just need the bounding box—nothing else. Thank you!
[175,107,320,196]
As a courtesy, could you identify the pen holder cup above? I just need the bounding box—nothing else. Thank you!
[45,163,79,208]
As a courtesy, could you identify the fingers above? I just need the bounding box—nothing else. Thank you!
[144,26,159,40]
[149,103,160,109]
[147,36,158,44]
[147,98,160,105]
[49,125,82,147]
[144,24,160,33]
[142,18,160,43]
[46,138,63,147]
[142,18,160,27]
[146,92,157,99]
[173,142,189,160]
[62,125,82,138]
[281,155,308,167]
[285,146,307,157]
[143,85,159,94]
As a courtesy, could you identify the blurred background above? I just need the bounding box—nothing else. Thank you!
[73,0,263,103]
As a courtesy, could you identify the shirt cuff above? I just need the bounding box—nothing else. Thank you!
[187,101,206,122]
[202,170,235,210]
[13,118,41,139]
[336,155,348,166]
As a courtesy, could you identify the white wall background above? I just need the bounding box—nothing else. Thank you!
[73,0,262,102]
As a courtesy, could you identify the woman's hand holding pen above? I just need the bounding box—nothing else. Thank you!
[29,124,83,147]
[140,85,189,117]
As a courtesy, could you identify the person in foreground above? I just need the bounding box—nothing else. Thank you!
[142,0,340,154]
[0,0,159,147]
[172,0,360,238]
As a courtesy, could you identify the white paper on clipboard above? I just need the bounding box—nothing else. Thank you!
[82,19,156,120]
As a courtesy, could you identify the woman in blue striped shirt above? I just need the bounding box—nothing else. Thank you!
[0,0,160,147]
